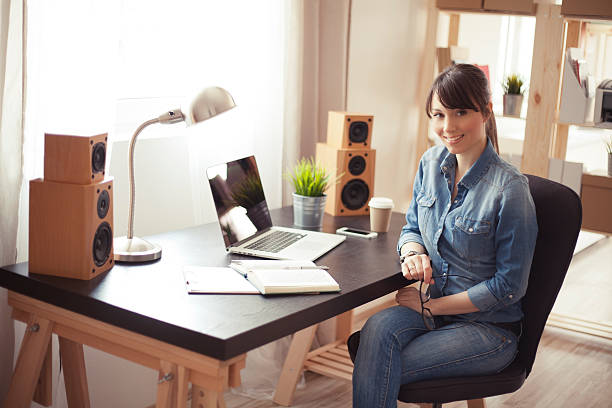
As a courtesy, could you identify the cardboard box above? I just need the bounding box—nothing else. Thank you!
[581,172,612,234]
[436,0,482,11]
[561,0,612,20]
[484,0,536,15]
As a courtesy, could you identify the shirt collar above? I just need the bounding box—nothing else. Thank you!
[439,139,497,189]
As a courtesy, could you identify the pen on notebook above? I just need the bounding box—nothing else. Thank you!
[281,266,329,270]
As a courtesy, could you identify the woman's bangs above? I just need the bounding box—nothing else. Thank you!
[436,75,480,112]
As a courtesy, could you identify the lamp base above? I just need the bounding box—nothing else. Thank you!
[113,236,162,262]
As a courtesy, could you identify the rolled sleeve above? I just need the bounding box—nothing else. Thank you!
[467,282,499,311]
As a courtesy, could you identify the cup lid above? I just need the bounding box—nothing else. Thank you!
[368,197,394,209]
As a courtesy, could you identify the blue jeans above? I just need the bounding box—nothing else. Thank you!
[352,306,519,408]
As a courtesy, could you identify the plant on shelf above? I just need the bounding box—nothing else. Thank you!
[502,74,525,117]
[286,157,338,228]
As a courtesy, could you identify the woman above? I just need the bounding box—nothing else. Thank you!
[352,64,538,408]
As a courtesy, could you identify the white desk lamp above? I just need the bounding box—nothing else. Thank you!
[114,86,236,262]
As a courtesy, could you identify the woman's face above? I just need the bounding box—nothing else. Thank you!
[430,93,488,161]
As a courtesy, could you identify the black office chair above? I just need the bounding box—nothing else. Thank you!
[347,175,582,407]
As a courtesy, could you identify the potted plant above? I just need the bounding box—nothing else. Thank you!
[606,135,612,177]
[287,157,334,228]
[502,74,525,117]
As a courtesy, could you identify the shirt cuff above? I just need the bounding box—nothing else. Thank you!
[467,282,499,312]
[397,233,425,255]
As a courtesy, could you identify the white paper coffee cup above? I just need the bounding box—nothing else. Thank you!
[368,197,394,232]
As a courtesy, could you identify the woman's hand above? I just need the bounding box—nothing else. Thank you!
[401,253,434,284]
[395,286,422,312]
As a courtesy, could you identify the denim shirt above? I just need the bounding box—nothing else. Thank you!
[398,140,537,323]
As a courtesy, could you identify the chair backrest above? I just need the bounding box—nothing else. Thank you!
[519,175,581,376]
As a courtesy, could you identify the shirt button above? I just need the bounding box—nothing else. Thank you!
[468,227,474,232]
[443,166,447,171]
[453,200,458,203]
[509,294,513,299]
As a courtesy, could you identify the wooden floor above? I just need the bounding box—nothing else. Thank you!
[223,235,612,407]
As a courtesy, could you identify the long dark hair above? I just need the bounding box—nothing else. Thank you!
[425,64,498,154]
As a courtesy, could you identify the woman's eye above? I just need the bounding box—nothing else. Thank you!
[457,110,468,116]
[432,112,443,118]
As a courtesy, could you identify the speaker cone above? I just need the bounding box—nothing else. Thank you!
[348,155,366,176]
[97,189,110,219]
[92,142,106,174]
[348,121,368,143]
[341,179,369,210]
[93,222,112,266]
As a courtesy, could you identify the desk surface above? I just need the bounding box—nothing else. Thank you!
[0,208,408,360]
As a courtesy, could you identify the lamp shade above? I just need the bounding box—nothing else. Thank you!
[186,86,236,125]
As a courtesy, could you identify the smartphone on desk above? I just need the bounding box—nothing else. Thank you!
[336,227,378,239]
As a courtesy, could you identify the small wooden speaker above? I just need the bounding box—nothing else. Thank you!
[316,143,375,216]
[44,133,107,184]
[29,177,114,280]
[326,111,373,149]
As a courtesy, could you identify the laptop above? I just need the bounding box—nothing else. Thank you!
[206,155,346,261]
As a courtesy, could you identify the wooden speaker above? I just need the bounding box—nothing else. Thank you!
[29,177,114,280]
[326,111,373,149]
[316,143,375,216]
[44,133,107,184]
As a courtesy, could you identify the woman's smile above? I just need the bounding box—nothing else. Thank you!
[442,134,464,145]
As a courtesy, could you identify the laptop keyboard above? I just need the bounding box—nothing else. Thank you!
[245,230,306,253]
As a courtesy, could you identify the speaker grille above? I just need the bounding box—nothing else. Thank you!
[93,222,112,267]
[348,121,368,143]
[348,155,366,176]
[92,142,106,174]
[341,179,370,210]
[97,189,110,219]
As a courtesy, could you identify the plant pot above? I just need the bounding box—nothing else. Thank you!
[608,153,612,177]
[503,94,523,117]
[292,193,326,228]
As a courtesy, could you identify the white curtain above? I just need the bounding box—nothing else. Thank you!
[0,0,22,401]
[8,0,315,405]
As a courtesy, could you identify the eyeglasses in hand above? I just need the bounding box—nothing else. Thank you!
[418,274,479,330]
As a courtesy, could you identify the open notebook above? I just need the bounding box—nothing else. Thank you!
[183,260,340,295]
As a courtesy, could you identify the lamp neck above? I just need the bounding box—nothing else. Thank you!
[126,118,160,239]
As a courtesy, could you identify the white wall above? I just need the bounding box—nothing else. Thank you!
[346,0,430,211]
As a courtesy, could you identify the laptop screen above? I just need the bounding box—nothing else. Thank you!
[206,155,273,247]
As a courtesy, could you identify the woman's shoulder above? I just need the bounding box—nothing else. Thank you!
[485,155,529,192]
[421,144,448,164]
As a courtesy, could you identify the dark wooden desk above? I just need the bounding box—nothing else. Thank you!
[0,208,408,408]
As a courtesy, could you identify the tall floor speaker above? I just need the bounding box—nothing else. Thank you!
[316,143,375,216]
[29,178,114,279]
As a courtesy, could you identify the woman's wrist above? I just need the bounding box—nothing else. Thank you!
[399,250,424,263]
[399,243,427,262]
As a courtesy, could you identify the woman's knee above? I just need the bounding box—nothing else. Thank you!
[361,306,421,340]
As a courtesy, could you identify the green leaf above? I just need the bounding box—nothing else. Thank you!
[284,156,342,197]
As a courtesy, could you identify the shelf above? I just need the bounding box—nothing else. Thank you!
[556,121,612,130]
